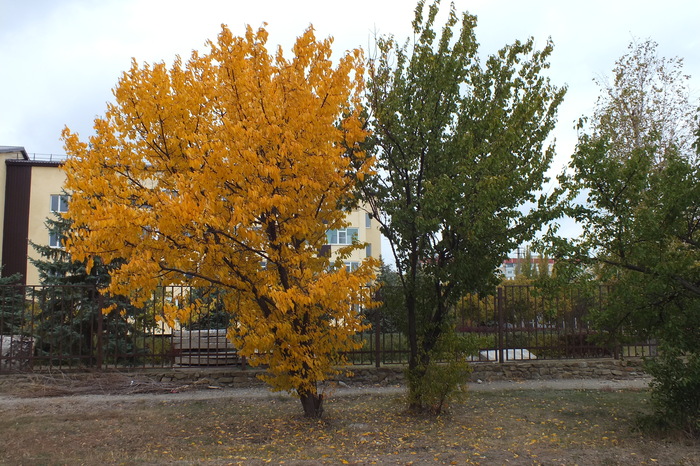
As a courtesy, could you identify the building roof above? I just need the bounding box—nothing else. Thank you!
[6,158,63,168]
[502,257,555,265]
[0,146,29,160]
[1,146,65,167]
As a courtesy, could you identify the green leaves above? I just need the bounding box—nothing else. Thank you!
[562,39,699,298]
[367,0,564,299]
[554,39,700,435]
[364,0,565,410]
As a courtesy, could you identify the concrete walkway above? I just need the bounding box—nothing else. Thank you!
[0,376,653,411]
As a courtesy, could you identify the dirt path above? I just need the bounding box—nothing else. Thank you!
[0,374,652,411]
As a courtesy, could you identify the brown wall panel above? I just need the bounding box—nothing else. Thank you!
[2,162,32,283]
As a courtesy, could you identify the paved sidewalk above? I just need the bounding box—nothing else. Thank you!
[0,376,652,411]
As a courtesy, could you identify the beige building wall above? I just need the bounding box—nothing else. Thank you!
[25,165,66,285]
[328,203,382,270]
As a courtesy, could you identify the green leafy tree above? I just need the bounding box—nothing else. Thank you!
[0,271,25,334]
[181,287,234,330]
[364,0,565,412]
[370,262,406,335]
[30,209,141,364]
[554,39,700,435]
[537,252,551,279]
[520,246,535,279]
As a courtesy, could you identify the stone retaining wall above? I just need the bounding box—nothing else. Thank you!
[468,358,646,382]
[152,358,647,388]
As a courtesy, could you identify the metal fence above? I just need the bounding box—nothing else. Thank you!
[455,284,656,362]
[0,285,241,373]
[345,284,657,365]
[0,284,656,374]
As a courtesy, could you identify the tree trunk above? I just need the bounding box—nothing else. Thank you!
[404,285,426,411]
[406,288,418,371]
[406,364,427,412]
[299,389,324,418]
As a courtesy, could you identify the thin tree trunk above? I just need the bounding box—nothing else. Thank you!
[406,289,418,371]
[407,363,427,412]
[405,286,424,411]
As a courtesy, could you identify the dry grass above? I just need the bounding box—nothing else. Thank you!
[0,375,699,465]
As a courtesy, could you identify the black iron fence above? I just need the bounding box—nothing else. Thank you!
[0,285,241,373]
[345,284,657,365]
[0,284,656,374]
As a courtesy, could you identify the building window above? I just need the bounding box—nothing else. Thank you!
[365,213,371,228]
[366,244,372,258]
[344,261,359,272]
[49,232,62,248]
[50,194,69,213]
[326,228,358,245]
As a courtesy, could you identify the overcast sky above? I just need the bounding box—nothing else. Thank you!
[2,0,699,249]
[3,0,699,161]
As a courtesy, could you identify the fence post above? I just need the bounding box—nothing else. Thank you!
[96,289,104,370]
[497,287,505,363]
[374,303,381,368]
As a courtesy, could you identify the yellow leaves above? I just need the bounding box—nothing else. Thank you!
[160,301,198,329]
[101,303,117,315]
[62,21,375,401]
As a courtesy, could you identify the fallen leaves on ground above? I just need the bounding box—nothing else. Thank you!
[2,385,699,465]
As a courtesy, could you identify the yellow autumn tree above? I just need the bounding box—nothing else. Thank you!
[61,24,377,417]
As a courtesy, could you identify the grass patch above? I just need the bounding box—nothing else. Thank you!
[1,386,699,464]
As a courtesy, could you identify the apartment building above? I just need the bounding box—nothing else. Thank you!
[325,206,382,272]
[0,145,381,285]
[0,146,66,285]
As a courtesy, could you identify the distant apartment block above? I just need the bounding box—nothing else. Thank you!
[325,207,382,272]
[0,146,381,285]
[499,256,554,280]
